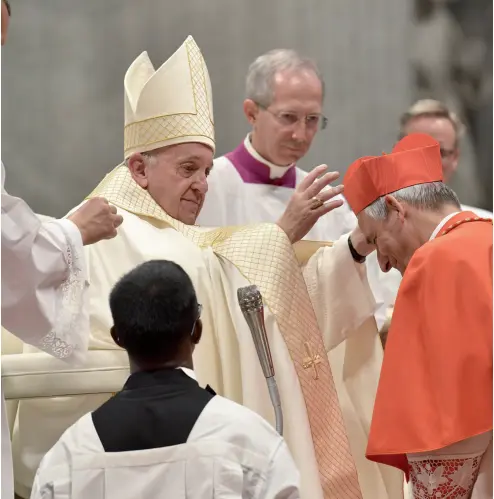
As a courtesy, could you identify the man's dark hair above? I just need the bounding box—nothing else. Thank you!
[3,0,11,17]
[109,260,200,363]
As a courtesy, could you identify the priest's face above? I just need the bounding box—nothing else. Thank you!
[358,196,421,275]
[128,143,214,225]
[403,116,459,182]
[244,69,324,166]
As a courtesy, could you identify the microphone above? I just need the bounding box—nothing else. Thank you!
[237,285,283,435]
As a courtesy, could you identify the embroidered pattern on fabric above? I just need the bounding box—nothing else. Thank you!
[37,224,86,359]
[409,454,483,498]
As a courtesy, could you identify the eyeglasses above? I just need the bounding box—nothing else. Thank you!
[256,103,328,131]
[440,147,456,159]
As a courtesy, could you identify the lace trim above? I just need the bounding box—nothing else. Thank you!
[37,223,87,360]
[408,453,483,498]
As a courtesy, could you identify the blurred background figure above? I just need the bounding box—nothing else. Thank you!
[399,98,492,217]
[411,0,492,210]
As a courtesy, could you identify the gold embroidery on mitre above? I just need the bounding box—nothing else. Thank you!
[87,165,362,497]
[124,37,214,157]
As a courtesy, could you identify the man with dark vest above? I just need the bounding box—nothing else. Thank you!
[30,260,300,498]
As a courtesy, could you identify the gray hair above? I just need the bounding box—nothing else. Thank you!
[245,49,325,107]
[124,151,159,167]
[364,182,461,219]
[399,99,466,145]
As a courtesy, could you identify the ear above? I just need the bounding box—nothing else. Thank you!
[127,153,149,189]
[243,99,259,126]
[110,326,124,348]
[191,319,202,345]
[384,194,406,221]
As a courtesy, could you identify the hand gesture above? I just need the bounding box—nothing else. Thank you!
[277,165,344,243]
[68,197,124,246]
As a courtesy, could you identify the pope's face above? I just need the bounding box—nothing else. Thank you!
[244,69,324,166]
[128,143,213,225]
[357,196,422,275]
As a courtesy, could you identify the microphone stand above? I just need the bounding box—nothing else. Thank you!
[237,285,283,435]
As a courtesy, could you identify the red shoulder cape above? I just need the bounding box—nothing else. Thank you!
[366,212,493,475]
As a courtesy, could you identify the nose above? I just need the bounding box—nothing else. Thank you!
[291,120,309,142]
[192,173,208,195]
[377,250,392,273]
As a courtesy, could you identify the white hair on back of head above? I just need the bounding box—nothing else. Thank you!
[363,182,461,220]
[245,49,325,107]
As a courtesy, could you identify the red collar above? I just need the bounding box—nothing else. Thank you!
[437,211,492,238]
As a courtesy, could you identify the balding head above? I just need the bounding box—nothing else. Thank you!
[243,49,327,166]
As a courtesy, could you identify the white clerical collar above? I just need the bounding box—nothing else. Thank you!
[177,367,196,380]
[429,211,460,241]
[244,134,295,179]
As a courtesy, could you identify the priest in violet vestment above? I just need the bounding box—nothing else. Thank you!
[10,37,404,499]
[197,49,402,331]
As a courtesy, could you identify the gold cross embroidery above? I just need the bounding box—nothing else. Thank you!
[302,341,322,380]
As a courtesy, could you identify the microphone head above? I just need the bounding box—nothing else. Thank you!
[237,285,263,314]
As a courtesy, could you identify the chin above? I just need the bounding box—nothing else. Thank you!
[179,216,196,226]
[180,211,199,225]
[276,154,299,166]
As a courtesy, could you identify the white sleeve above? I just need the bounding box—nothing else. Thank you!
[30,442,71,499]
[1,165,89,364]
[261,440,301,499]
[365,252,401,330]
[303,233,377,352]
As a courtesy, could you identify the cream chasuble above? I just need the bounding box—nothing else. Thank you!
[12,165,403,499]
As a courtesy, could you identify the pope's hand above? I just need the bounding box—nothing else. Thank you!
[68,197,124,246]
[277,165,344,244]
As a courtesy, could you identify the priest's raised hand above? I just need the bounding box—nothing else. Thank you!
[68,197,124,245]
[276,164,344,243]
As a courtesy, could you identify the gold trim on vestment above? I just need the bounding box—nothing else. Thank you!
[87,164,362,498]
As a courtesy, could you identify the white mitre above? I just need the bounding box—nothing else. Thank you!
[124,35,215,159]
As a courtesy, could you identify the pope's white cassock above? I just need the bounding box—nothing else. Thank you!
[1,163,89,499]
[10,37,403,499]
[197,136,402,329]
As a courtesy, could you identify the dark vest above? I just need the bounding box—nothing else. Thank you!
[92,368,215,452]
